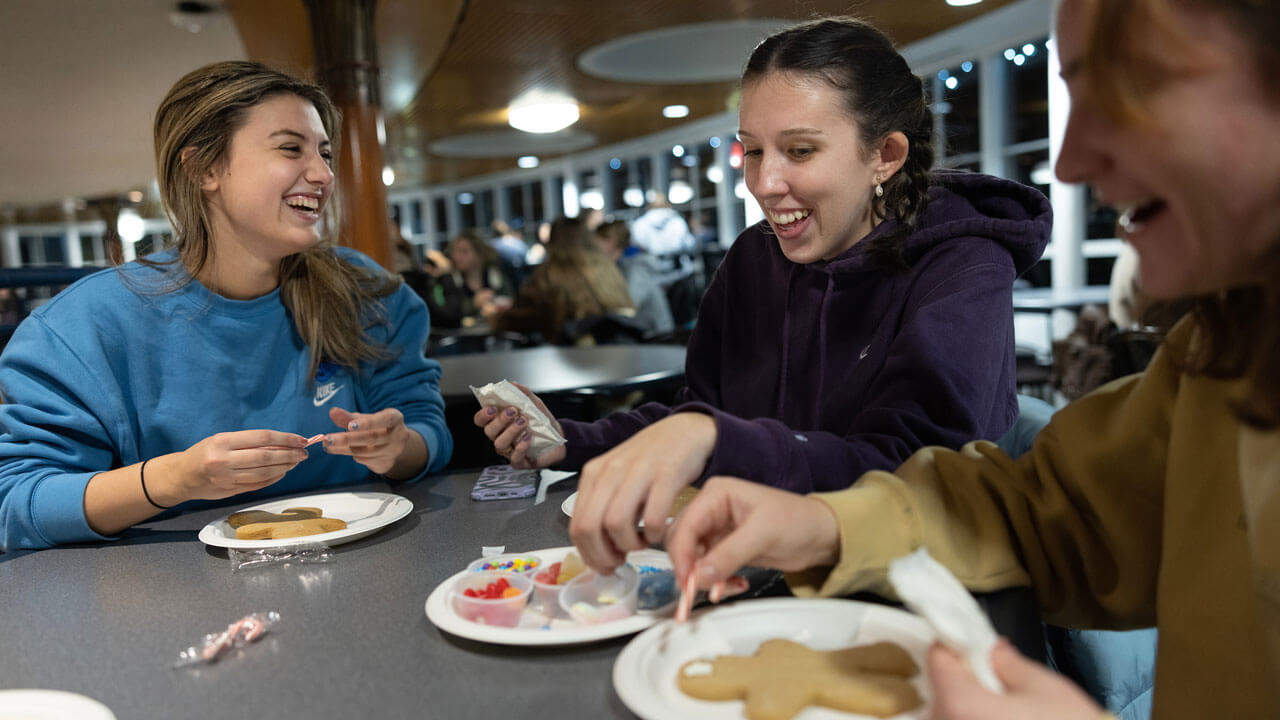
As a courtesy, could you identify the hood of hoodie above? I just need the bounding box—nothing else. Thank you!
[822,168,1051,276]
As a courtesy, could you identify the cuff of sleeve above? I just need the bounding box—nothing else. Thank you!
[408,421,449,479]
[32,471,114,546]
[674,402,786,487]
[784,473,920,598]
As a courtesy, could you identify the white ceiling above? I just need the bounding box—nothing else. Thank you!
[0,0,246,206]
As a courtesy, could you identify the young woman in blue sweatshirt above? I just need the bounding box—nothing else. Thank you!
[0,62,452,551]
[476,18,1051,573]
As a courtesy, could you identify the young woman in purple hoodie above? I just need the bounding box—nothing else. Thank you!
[476,17,1051,573]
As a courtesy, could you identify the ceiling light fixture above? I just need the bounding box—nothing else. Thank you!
[507,92,580,134]
[518,156,540,169]
[945,0,983,6]
[663,104,690,119]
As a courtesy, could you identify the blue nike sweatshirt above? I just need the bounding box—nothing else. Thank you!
[0,246,451,551]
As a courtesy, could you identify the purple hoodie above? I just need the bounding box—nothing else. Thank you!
[560,170,1051,493]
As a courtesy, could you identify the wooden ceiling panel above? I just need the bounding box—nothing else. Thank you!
[391,0,1021,187]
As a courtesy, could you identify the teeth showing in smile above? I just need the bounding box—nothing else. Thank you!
[1117,199,1160,234]
[769,209,810,226]
[286,196,320,212]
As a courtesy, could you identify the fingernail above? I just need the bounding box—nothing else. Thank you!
[515,416,526,426]
[520,432,530,443]
[485,406,497,416]
[504,407,516,417]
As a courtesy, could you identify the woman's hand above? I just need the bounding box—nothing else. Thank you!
[928,640,1104,720]
[569,412,718,573]
[472,382,566,469]
[323,406,425,478]
[168,429,309,503]
[665,475,842,589]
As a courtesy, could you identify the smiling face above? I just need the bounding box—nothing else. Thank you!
[1055,0,1280,299]
[739,71,886,264]
[201,93,334,271]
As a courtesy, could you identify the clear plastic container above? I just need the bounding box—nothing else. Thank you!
[452,570,532,627]
[530,565,569,618]
[559,564,639,625]
[626,549,678,613]
[466,553,543,576]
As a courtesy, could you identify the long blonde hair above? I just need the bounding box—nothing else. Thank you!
[152,60,400,381]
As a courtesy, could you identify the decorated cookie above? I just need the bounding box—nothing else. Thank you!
[677,638,922,720]
[234,517,347,540]
[227,506,323,529]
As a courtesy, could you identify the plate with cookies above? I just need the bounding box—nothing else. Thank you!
[612,597,936,720]
[198,491,414,550]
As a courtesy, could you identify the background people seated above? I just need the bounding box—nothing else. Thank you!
[594,219,675,336]
[492,215,634,344]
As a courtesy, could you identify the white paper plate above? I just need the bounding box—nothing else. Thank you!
[198,491,413,550]
[613,598,936,720]
[425,546,672,646]
[561,491,577,517]
[0,689,116,720]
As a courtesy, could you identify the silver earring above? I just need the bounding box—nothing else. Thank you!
[874,179,884,198]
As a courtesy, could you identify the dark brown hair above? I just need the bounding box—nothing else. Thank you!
[743,17,934,268]
[152,61,399,382]
[1081,0,1280,427]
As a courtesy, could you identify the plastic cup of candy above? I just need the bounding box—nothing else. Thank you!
[453,570,532,627]
[530,562,570,618]
[466,553,543,576]
[559,564,639,625]
[626,549,678,614]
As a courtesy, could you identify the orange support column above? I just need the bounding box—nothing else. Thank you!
[303,0,393,269]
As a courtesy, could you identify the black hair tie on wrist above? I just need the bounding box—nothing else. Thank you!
[140,458,172,510]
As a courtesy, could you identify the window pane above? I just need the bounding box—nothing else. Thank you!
[43,236,65,264]
[1009,37,1050,144]
[410,199,425,235]
[1085,186,1120,240]
[530,181,545,223]
[505,184,525,226]
[433,198,448,233]
[609,159,631,211]
[938,63,979,156]
[1011,148,1051,196]
[697,142,717,201]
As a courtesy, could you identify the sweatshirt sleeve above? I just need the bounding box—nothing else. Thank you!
[0,316,120,551]
[785,322,1187,629]
[361,287,452,477]
[690,250,1018,493]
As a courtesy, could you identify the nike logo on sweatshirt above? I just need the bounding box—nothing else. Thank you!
[313,382,344,407]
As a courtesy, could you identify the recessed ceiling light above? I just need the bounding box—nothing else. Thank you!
[945,0,983,6]
[507,92,580,134]
[663,104,690,119]
[382,166,395,186]
[517,156,539,169]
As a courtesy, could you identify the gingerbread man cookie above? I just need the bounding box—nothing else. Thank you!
[678,638,922,720]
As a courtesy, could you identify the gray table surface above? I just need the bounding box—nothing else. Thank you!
[0,471,637,720]
[0,470,1045,719]
[436,344,687,401]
